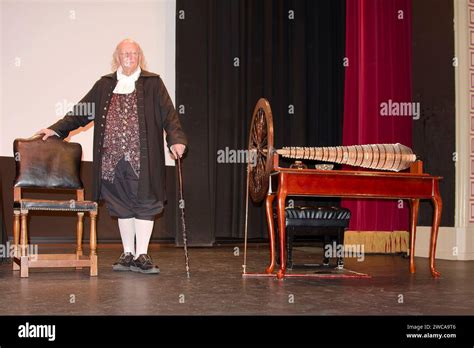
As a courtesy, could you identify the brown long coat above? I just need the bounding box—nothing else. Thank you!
[49,70,187,202]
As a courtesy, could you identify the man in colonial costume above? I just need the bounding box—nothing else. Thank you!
[36,39,187,275]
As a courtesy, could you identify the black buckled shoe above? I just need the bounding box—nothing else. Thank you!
[130,254,160,274]
[112,252,134,271]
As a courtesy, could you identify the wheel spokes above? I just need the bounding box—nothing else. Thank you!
[248,99,274,202]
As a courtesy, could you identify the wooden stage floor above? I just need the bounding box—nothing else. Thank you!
[0,244,472,315]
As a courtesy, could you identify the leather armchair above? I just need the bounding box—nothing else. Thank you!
[12,135,98,277]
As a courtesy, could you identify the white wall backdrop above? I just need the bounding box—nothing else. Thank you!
[0,0,176,162]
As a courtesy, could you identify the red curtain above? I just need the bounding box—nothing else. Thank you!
[342,0,413,231]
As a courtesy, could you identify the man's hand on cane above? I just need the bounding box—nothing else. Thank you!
[170,144,186,159]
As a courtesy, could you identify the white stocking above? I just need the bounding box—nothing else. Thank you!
[134,219,154,258]
[118,218,136,256]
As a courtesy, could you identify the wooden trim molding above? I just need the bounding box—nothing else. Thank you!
[452,0,474,260]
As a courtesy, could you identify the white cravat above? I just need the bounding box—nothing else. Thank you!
[113,66,141,94]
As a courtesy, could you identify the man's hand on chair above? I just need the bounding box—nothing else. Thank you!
[34,128,57,141]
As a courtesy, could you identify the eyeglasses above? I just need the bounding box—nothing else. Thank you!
[119,52,139,58]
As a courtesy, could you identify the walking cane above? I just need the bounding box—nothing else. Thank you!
[177,157,190,278]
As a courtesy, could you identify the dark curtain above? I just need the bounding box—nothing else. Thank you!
[412,0,455,227]
[176,0,346,245]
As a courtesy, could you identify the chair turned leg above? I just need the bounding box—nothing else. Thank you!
[19,211,29,278]
[76,212,84,270]
[20,256,29,278]
[89,212,98,276]
[322,235,330,266]
[12,211,20,271]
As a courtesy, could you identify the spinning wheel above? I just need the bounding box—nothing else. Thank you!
[248,98,274,203]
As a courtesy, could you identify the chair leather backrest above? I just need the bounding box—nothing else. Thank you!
[13,135,84,189]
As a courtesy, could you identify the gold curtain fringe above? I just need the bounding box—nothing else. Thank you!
[344,230,409,253]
